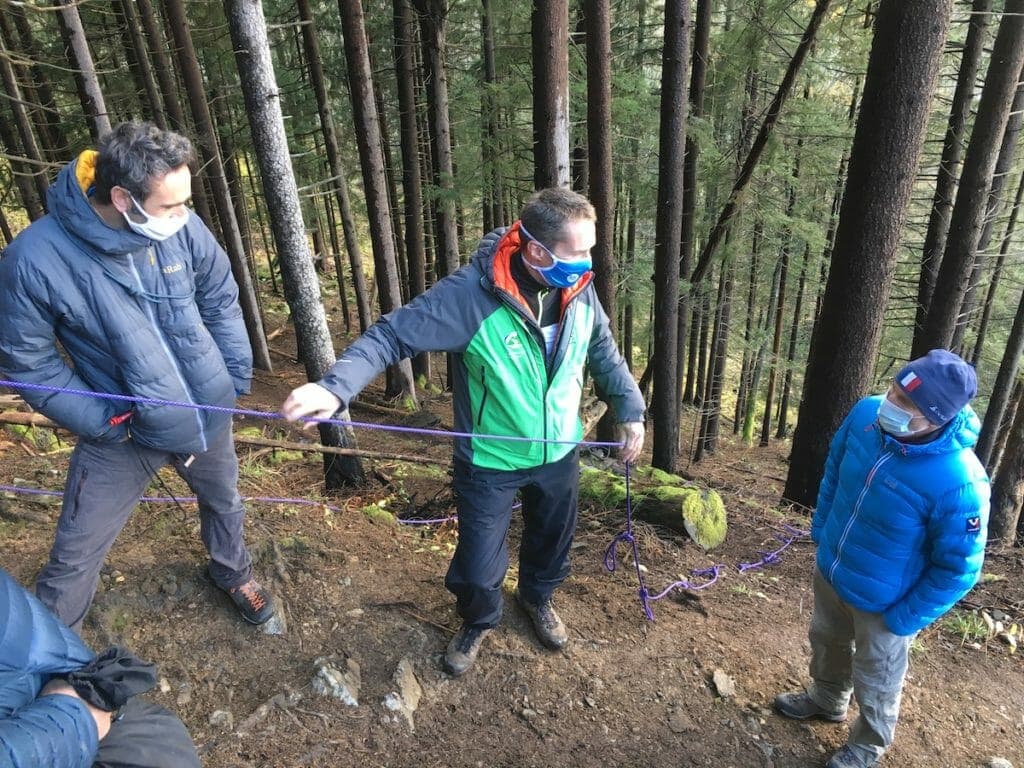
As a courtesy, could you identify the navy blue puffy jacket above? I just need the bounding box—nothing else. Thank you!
[813,395,990,635]
[0,153,252,454]
[0,569,98,767]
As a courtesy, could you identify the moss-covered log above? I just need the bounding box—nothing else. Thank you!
[579,465,727,551]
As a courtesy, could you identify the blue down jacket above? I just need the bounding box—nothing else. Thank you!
[0,569,98,767]
[0,152,251,454]
[813,395,990,636]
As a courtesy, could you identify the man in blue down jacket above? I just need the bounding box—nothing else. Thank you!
[774,349,990,768]
[0,122,275,630]
[0,568,199,767]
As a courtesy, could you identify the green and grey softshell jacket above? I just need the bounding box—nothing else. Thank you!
[319,223,644,471]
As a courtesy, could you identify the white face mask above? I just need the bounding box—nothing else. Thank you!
[122,194,189,241]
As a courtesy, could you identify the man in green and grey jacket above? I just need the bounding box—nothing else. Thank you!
[282,188,644,675]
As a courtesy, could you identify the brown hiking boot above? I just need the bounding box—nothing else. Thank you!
[515,589,568,650]
[444,624,492,676]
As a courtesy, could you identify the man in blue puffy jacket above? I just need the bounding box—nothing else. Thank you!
[0,122,275,630]
[774,349,990,768]
[0,568,199,767]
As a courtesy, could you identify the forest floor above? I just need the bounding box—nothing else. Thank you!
[2,340,1023,768]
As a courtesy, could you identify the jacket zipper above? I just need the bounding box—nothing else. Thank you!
[828,450,893,582]
[476,367,489,426]
[129,249,207,451]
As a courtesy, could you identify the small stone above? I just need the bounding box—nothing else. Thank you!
[260,612,286,636]
[158,677,171,694]
[985,759,1014,768]
[209,709,233,728]
[712,668,737,698]
[520,707,538,719]
[312,655,361,706]
[346,608,364,618]
[668,710,697,733]
[583,696,596,708]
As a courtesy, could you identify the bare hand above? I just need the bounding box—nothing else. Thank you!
[281,382,342,429]
[41,679,112,741]
[617,422,645,464]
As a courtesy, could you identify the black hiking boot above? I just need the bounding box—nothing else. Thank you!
[444,623,492,676]
[515,589,568,650]
[773,691,847,722]
[223,578,276,625]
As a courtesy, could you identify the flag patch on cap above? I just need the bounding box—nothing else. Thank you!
[966,516,981,534]
[900,371,922,392]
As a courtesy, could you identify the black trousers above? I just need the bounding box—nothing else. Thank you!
[444,449,579,628]
[94,697,200,768]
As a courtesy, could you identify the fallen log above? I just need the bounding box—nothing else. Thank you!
[579,464,727,551]
[0,411,446,466]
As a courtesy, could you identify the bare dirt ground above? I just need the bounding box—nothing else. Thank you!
[2,354,1022,768]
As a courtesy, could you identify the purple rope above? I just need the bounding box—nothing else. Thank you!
[0,379,622,449]
[737,526,809,573]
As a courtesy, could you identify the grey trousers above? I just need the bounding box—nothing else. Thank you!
[807,567,914,763]
[94,697,200,768]
[37,425,254,631]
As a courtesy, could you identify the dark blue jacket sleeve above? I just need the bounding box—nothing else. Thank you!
[187,218,253,395]
[0,571,98,768]
[0,253,127,442]
[585,287,644,423]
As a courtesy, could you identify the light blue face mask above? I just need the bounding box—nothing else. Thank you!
[877,397,920,437]
[519,222,592,288]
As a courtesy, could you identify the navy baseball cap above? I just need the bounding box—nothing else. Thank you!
[895,349,977,425]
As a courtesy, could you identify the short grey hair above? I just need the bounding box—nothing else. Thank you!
[519,187,596,248]
[93,122,196,204]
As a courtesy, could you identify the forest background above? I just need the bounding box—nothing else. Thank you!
[1,0,1024,539]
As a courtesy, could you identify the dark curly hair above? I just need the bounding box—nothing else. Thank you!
[92,122,196,204]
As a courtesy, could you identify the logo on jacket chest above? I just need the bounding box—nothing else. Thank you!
[162,263,184,275]
[503,330,526,358]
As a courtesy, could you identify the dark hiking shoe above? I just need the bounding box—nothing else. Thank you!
[444,624,492,676]
[773,691,847,722]
[224,579,276,625]
[826,745,880,768]
[515,590,568,650]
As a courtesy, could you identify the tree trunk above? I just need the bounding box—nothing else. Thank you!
[689,0,833,287]
[413,0,460,278]
[695,258,733,461]
[55,1,111,138]
[297,0,372,333]
[481,0,503,231]
[953,77,1024,352]
[973,170,1024,366]
[913,0,991,343]
[678,0,712,410]
[735,219,763,434]
[118,0,166,128]
[990,392,1024,544]
[339,0,418,406]
[651,0,690,472]
[531,0,570,188]
[744,253,782,445]
[0,32,49,212]
[3,7,67,161]
[777,242,811,440]
[990,379,1023,477]
[163,0,271,373]
[394,0,429,378]
[226,0,364,488]
[976,283,1024,468]
[783,0,952,507]
[917,1,1024,353]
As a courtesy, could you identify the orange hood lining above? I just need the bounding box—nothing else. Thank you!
[490,221,591,315]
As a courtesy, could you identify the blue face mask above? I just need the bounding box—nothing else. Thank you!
[877,397,919,437]
[519,222,592,288]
